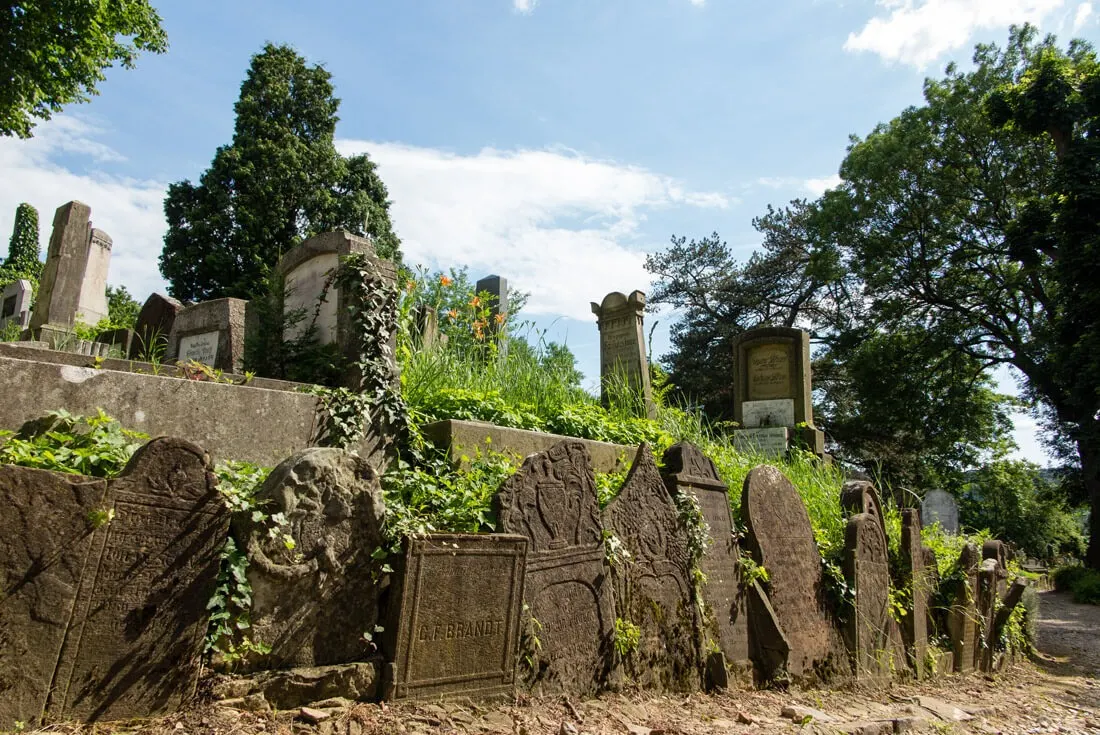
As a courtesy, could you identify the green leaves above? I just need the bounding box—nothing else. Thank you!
[0,409,148,478]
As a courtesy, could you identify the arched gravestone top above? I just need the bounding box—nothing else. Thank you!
[841,480,887,542]
[604,444,699,691]
[741,465,839,679]
[920,489,959,534]
[663,441,723,488]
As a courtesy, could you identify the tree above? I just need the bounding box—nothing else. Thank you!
[0,202,40,287]
[1,1,167,138]
[105,285,140,329]
[159,43,401,302]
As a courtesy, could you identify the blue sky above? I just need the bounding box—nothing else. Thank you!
[3,0,1097,465]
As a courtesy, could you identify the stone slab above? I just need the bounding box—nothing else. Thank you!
[741,399,795,429]
[901,509,928,678]
[844,513,892,680]
[422,419,634,474]
[387,534,527,701]
[732,427,789,457]
[921,489,958,534]
[178,330,219,365]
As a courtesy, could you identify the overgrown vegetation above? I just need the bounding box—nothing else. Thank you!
[1053,563,1100,604]
[0,409,147,477]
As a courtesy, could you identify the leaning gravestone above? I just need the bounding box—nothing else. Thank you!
[662,442,750,683]
[386,534,527,701]
[741,465,842,680]
[901,509,929,678]
[921,489,959,534]
[131,293,182,360]
[233,448,385,671]
[30,201,112,336]
[0,469,110,730]
[494,440,616,695]
[947,544,981,674]
[590,291,655,418]
[843,513,892,680]
[48,438,228,722]
[604,444,700,691]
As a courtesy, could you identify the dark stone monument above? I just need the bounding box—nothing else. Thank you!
[948,543,980,673]
[131,293,182,360]
[901,509,929,678]
[386,534,527,701]
[840,480,887,538]
[604,444,701,691]
[590,291,655,418]
[741,465,842,681]
[168,298,248,373]
[475,275,509,332]
[48,438,228,722]
[494,440,616,695]
[234,448,385,671]
[0,468,110,730]
[662,442,750,683]
[843,513,892,680]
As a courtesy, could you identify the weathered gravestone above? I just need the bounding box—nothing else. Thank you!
[947,543,981,674]
[476,274,509,334]
[494,440,616,695]
[983,540,1010,598]
[662,442,750,684]
[976,558,1000,671]
[386,534,527,701]
[233,448,385,671]
[921,489,959,534]
[0,469,110,730]
[0,279,32,332]
[843,513,892,680]
[741,465,844,681]
[590,291,655,419]
[604,444,701,691]
[732,327,824,455]
[131,293,182,360]
[901,509,929,678]
[168,298,247,373]
[2,432,226,727]
[731,427,790,458]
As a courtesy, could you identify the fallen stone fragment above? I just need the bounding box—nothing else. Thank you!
[299,707,332,724]
[781,705,836,724]
[835,721,893,735]
[915,697,974,722]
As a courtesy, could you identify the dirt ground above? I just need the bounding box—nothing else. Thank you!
[22,591,1100,735]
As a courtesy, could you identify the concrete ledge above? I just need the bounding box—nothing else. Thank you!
[421,419,635,474]
[0,353,322,467]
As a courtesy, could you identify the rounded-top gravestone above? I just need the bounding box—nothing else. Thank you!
[920,489,959,534]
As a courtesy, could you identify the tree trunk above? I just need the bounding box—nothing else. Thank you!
[1081,430,1100,570]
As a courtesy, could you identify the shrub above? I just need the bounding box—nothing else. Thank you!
[1053,563,1100,604]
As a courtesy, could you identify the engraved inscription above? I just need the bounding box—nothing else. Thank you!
[599,313,644,379]
[178,331,219,365]
[747,343,792,401]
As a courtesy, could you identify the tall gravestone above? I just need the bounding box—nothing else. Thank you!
[386,534,527,701]
[900,509,929,678]
[741,465,842,681]
[131,293,182,360]
[843,512,892,680]
[0,279,32,332]
[732,327,823,455]
[591,291,655,419]
[947,543,980,674]
[604,444,701,691]
[233,449,385,671]
[920,489,959,534]
[168,298,248,373]
[29,201,111,336]
[476,275,509,332]
[494,440,617,695]
[662,442,750,683]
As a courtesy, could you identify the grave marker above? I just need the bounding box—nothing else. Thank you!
[605,444,701,691]
[843,513,892,680]
[387,534,527,701]
[494,440,616,695]
[0,279,32,332]
[921,489,959,534]
[901,509,929,678]
[131,293,182,360]
[947,544,980,673]
[168,298,247,373]
[476,274,509,332]
[591,291,655,418]
[732,427,790,457]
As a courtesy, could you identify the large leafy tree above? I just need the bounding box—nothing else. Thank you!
[1,1,167,138]
[0,202,41,287]
[159,43,401,302]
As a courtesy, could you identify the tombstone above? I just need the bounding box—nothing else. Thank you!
[493,440,616,695]
[987,578,1029,669]
[947,544,980,674]
[732,427,790,457]
[662,442,750,683]
[840,480,887,538]
[385,534,527,701]
[131,293,182,360]
[0,279,32,332]
[976,558,999,671]
[46,437,228,722]
[982,540,1010,597]
[168,298,247,373]
[95,327,135,357]
[604,444,701,691]
[590,291,655,418]
[900,509,929,678]
[843,513,892,680]
[233,448,385,671]
[0,468,110,730]
[732,327,823,454]
[745,579,791,685]
[741,465,842,680]
[29,201,111,335]
[920,489,959,534]
[475,274,509,333]
[276,231,398,389]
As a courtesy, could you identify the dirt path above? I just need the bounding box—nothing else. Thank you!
[25,591,1100,735]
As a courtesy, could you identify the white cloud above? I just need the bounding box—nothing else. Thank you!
[337,140,730,319]
[754,174,842,196]
[844,0,1066,68]
[0,116,170,302]
[689,0,707,6]
[803,174,843,196]
[1073,1,1093,30]
[513,0,537,13]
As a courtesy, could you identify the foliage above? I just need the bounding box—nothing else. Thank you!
[1053,563,1100,604]
[0,202,40,287]
[105,285,140,329]
[1,1,167,138]
[160,43,401,302]
[613,617,642,657]
[0,409,147,477]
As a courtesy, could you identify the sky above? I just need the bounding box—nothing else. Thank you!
[3,0,1095,466]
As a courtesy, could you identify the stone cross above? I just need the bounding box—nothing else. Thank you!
[591,290,655,418]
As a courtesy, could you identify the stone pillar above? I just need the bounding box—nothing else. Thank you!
[591,290,654,418]
[475,274,509,329]
[30,201,111,334]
